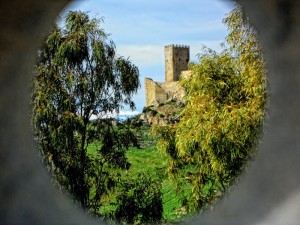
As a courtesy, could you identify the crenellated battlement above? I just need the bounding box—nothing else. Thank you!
[164,44,190,49]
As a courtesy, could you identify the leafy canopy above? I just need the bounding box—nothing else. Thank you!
[114,173,163,225]
[31,11,140,213]
[152,5,267,212]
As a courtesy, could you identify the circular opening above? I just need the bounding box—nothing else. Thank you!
[30,1,268,224]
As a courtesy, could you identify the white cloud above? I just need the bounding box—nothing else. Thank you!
[116,44,164,67]
[90,110,140,121]
[118,110,140,116]
[61,0,233,114]
[116,41,224,69]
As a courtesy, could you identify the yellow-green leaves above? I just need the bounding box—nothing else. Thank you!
[153,4,267,213]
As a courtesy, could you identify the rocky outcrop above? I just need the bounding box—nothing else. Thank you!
[140,100,185,126]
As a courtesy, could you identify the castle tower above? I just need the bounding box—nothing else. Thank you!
[164,44,190,82]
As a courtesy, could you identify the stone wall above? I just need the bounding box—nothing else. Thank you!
[164,45,190,82]
[144,45,191,107]
[144,75,187,107]
[145,78,167,106]
[144,78,158,106]
[162,81,186,101]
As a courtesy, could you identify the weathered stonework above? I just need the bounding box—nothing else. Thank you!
[144,45,191,106]
[165,45,190,82]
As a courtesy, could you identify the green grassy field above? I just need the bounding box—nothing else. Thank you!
[126,146,191,222]
[87,126,193,222]
[87,120,197,223]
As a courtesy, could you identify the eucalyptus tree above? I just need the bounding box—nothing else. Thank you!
[31,11,140,212]
[153,5,267,212]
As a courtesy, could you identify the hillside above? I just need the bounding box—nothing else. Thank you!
[140,99,185,126]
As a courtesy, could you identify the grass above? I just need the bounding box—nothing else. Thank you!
[123,146,193,222]
[86,123,195,223]
[126,146,168,178]
[126,146,195,222]
[87,138,192,222]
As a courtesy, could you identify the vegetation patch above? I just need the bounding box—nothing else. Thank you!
[152,5,267,213]
[31,5,267,225]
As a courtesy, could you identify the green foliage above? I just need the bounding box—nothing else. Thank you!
[31,11,140,213]
[152,5,267,212]
[87,128,191,223]
[114,173,163,224]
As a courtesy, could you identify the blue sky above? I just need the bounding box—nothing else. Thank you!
[60,0,234,114]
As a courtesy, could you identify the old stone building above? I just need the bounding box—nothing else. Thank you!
[144,45,191,106]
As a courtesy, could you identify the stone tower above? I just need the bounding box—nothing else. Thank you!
[164,44,190,82]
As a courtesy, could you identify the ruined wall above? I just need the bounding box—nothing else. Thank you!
[154,82,169,104]
[162,81,185,101]
[145,45,190,107]
[144,78,168,106]
[144,78,156,106]
[144,75,187,106]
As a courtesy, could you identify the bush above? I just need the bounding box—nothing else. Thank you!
[114,174,163,224]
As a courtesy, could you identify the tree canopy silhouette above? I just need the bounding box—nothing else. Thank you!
[31,11,140,212]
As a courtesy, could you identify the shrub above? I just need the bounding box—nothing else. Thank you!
[114,174,163,224]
